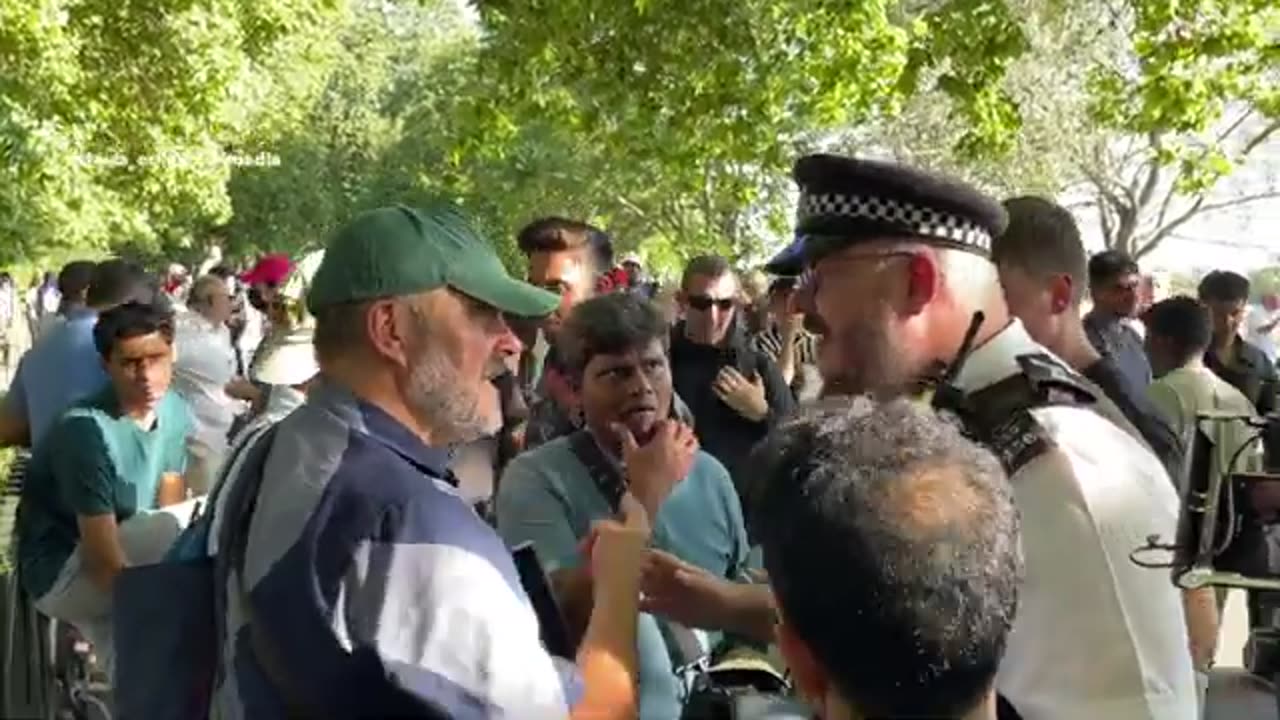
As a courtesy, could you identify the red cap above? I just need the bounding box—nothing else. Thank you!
[240,253,293,286]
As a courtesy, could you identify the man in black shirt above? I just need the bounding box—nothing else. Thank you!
[1199,270,1279,416]
[1084,250,1153,392]
[992,197,1183,480]
[671,255,794,488]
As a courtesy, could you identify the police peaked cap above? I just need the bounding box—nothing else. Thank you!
[788,154,1008,268]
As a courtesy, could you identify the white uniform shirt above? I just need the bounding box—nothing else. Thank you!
[955,320,1197,720]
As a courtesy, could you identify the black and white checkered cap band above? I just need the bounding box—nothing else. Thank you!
[797,192,992,252]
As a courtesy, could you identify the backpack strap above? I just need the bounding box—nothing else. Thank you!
[564,430,708,670]
[567,430,628,513]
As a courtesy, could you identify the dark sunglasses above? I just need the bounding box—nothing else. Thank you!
[687,295,735,311]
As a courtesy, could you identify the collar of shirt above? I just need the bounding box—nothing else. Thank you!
[265,385,307,419]
[308,380,454,480]
[64,306,97,323]
[1207,336,1264,374]
[953,319,1049,393]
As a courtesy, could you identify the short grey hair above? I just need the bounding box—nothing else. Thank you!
[187,275,227,309]
[312,300,371,365]
[749,396,1023,717]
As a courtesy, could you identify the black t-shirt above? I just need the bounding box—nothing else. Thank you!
[1205,337,1279,416]
[1084,356,1186,481]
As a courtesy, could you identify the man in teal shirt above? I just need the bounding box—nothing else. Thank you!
[17,301,193,679]
[497,292,754,720]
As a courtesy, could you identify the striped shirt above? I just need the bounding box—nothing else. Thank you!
[211,381,580,719]
[751,326,819,366]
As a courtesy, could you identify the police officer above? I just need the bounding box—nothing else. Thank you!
[785,155,1197,719]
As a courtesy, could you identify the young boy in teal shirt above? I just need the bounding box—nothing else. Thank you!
[17,301,193,679]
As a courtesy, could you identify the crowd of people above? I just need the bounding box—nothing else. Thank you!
[0,153,1277,720]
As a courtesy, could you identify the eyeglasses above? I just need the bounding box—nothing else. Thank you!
[804,251,915,296]
[687,295,735,311]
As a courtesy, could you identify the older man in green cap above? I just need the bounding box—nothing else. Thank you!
[209,205,649,720]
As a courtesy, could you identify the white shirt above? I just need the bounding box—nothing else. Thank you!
[173,310,240,455]
[1247,305,1278,363]
[956,320,1197,720]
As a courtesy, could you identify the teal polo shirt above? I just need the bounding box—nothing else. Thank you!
[496,435,753,720]
[17,388,193,598]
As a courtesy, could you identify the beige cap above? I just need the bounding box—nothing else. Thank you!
[252,326,319,386]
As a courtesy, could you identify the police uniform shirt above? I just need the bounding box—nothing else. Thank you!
[956,320,1197,720]
[785,154,1197,719]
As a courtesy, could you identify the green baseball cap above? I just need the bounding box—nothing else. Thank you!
[307,204,559,317]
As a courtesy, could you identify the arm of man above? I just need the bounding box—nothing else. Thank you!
[54,417,126,592]
[641,550,777,643]
[758,355,796,422]
[1258,361,1279,417]
[496,456,595,647]
[1182,587,1218,671]
[1256,315,1280,335]
[572,494,648,720]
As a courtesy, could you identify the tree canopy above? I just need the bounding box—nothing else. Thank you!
[1,0,1276,276]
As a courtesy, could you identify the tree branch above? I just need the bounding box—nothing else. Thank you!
[1241,119,1280,157]
[1097,191,1116,247]
[1152,181,1180,232]
[1134,133,1163,209]
[1136,195,1208,257]
[1194,190,1280,216]
[1217,108,1256,145]
[1080,164,1130,219]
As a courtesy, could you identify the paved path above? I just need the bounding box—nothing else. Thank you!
[1209,589,1279,719]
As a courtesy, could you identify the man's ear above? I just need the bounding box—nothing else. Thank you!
[903,252,940,314]
[775,617,829,710]
[1049,274,1074,315]
[366,299,410,369]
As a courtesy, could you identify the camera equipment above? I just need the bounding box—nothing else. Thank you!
[1131,411,1280,689]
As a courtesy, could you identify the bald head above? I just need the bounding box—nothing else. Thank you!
[750,397,1022,718]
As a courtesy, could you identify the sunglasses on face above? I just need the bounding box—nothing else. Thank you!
[687,295,735,311]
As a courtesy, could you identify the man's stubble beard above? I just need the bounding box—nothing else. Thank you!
[404,337,494,446]
[819,315,920,400]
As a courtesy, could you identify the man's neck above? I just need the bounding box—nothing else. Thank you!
[837,691,998,720]
[950,299,1013,361]
[683,325,725,349]
[961,692,999,720]
[324,362,448,447]
[196,308,221,328]
[1213,333,1238,357]
[119,400,158,429]
[1090,306,1124,322]
[1055,317,1103,373]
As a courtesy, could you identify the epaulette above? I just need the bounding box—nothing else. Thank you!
[933,353,1097,476]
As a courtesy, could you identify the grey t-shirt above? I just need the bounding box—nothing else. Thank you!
[1084,312,1152,392]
